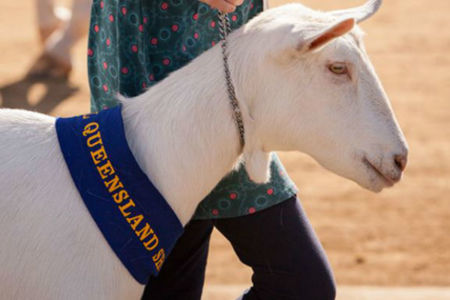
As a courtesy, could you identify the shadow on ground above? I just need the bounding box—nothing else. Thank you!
[0,75,79,114]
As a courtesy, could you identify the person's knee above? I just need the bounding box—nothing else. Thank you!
[298,271,336,300]
[323,277,337,300]
[289,271,336,300]
[293,261,336,300]
[248,267,336,300]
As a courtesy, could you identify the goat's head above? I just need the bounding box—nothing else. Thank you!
[233,0,408,192]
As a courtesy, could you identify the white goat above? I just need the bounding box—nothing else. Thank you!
[0,1,407,299]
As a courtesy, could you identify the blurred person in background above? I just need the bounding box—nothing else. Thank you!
[88,0,336,299]
[29,0,92,79]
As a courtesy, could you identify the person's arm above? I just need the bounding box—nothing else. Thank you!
[199,0,244,13]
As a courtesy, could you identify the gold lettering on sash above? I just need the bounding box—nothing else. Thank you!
[83,122,99,136]
[86,131,103,148]
[104,175,123,192]
[112,190,129,204]
[135,223,153,241]
[119,198,135,217]
[90,146,108,165]
[152,249,165,271]
[82,119,167,271]
[127,214,144,230]
[82,113,97,119]
[143,233,159,251]
[97,160,116,180]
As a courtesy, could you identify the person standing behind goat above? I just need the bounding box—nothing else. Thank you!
[88,0,336,299]
[30,0,92,79]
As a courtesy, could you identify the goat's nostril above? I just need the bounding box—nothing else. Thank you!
[394,154,407,172]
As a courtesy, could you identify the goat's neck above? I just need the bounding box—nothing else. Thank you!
[121,45,242,226]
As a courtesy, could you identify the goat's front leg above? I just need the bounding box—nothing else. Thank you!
[30,0,91,78]
[43,0,92,65]
[35,0,62,43]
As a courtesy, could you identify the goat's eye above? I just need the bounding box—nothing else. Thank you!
[328,63,348,75]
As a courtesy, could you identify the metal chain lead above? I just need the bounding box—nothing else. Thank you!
[218,12,245,148]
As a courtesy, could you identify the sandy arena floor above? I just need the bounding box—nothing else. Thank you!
[0,0,449,294]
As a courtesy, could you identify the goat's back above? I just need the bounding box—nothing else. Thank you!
[0,109,142,299]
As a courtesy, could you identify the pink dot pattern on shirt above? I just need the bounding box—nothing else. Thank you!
[87,0,296,220]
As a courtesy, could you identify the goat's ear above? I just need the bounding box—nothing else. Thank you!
[299,18,355,52]
[244,150,271,184]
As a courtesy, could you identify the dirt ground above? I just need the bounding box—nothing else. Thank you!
[202,285,450,300]
[1,0,449,289]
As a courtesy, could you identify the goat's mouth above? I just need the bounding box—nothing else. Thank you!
[362,157,395,188]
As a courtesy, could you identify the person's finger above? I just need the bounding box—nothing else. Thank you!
[200,0,236,13]
[226,0,244,7]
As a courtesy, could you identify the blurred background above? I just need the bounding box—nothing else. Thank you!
[0,0,449,299]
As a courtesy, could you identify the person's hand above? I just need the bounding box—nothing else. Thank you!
[199,0,244,13]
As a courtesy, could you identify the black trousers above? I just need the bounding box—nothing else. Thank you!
[142,197,336,300]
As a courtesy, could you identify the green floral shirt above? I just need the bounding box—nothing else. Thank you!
[87,0,297,219]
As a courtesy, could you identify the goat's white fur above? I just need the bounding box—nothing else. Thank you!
[0,2,407,299]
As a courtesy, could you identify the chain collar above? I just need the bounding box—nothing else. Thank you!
[218,12,246,148]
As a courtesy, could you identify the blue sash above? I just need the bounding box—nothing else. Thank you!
[55,106,183,284]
